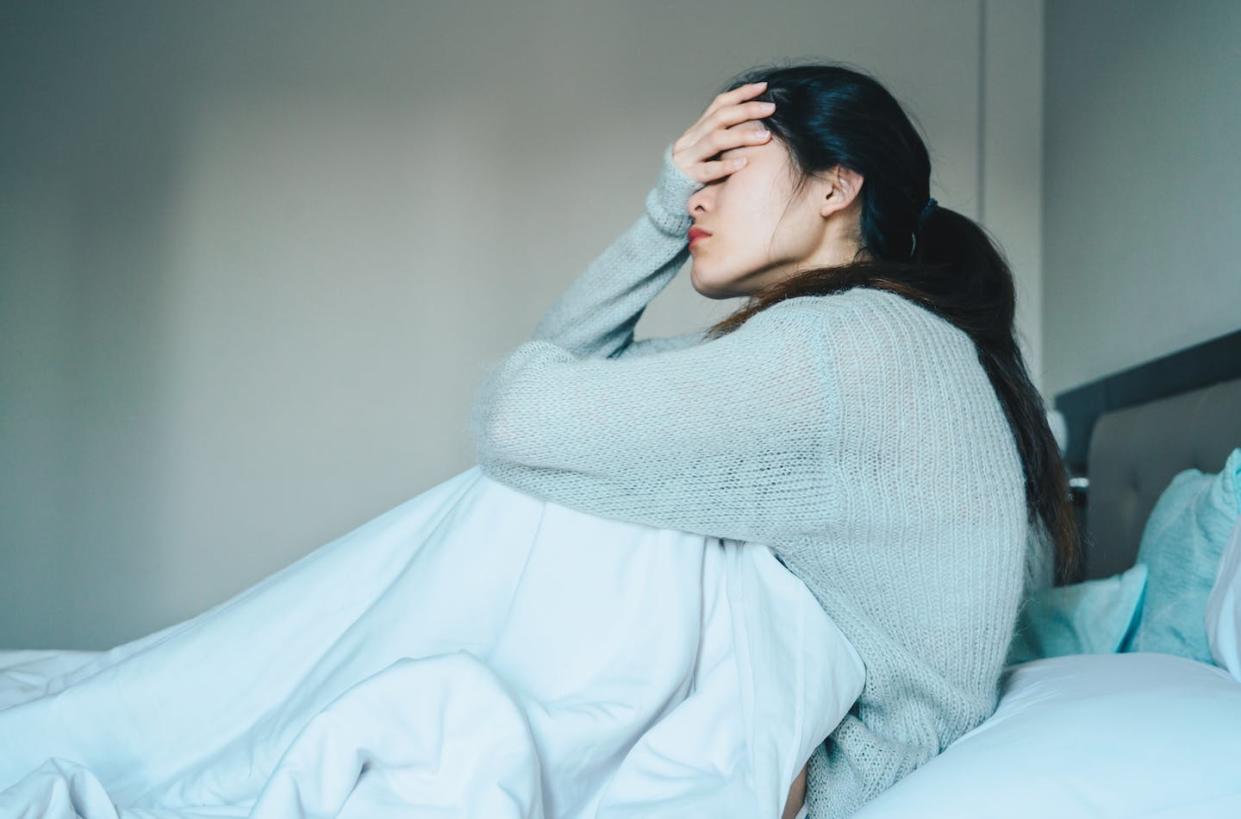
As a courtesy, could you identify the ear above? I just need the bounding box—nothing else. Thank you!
[819,166,865,219]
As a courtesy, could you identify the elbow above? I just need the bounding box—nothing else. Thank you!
[468,371,504,464]
[469,383,533,468]
[469,392,508,465]
[469,340,568,467]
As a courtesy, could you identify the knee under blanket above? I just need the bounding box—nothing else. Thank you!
[0,466,864,818]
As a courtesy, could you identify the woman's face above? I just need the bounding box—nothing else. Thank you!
[685,134,865,298]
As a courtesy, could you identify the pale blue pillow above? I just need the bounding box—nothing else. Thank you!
[1127,447,1241,663]
[1006,563,1148,666]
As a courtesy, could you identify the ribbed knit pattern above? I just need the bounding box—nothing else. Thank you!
[469,143,1030,817]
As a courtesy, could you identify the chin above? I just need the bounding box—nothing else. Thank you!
[689,265,734,300]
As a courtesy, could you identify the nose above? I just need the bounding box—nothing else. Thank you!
[687,186,709,219]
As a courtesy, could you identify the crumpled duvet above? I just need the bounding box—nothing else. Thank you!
[0,465,864,818]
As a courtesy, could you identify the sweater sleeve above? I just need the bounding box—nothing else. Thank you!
[530,142,707,360]
[470,300,835,545]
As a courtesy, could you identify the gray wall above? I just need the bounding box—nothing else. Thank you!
[1,0,1044,649]
[1043,0,1241,397]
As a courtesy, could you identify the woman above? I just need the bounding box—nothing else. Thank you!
[471,60,1080,817]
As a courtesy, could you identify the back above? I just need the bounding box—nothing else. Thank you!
[785,286,1031,818]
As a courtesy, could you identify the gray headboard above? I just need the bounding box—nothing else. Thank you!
[1054,327,1241,583]
[1083,377,1241,580]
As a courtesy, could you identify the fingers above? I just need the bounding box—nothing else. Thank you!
[675,82,771,152]
[676,120,770,183]
[669,80,777,184]
[691,156,747,183]
[684,93,775,151]
[688,123,778,183]
[716,119,774,153]
[703,80,768,119]
[675,109,776,182]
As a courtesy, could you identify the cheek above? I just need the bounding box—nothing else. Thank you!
[720,218,772,265]
[723,184,775,239]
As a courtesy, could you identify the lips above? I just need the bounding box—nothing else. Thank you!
[687,227,712,242]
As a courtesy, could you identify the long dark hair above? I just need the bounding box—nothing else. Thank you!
[703,60,1081,585]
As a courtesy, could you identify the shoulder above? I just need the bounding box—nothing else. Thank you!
[780,288,988,402]
[779,286,948,326]
[761,288,973,357]
[711,288,980,391]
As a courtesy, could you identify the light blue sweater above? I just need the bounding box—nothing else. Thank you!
[470,144,1031,817]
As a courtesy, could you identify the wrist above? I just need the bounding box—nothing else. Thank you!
[644,142,703,237]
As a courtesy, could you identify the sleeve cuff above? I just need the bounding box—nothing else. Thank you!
[643,142,704,237]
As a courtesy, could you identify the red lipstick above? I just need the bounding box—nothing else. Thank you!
[688,226,712,245]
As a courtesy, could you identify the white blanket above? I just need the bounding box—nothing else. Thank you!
[0,466,864,818]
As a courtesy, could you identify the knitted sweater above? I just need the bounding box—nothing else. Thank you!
[468,143,1030,817]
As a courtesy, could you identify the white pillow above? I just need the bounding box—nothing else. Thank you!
[1206,517,1241,682]
[852,653,1241,819]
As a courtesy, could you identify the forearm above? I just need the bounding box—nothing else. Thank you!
[530,144,703,359]
[470,301,834,547]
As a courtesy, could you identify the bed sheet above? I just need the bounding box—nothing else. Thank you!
[853,652,1241,818]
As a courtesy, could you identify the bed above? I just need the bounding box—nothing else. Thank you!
[852,327,1241,818]
[3,330,1239,819]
